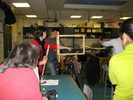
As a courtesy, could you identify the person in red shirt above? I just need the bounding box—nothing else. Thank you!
[31,26,48,75]
[0,43,47,100]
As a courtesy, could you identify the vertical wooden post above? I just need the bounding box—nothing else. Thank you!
[83,35,85,54]
[41,45,50,76]
[57,32,60,63]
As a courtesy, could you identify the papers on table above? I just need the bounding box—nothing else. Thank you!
[41,79,59,86]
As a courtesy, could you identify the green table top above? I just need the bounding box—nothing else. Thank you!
[40,75,86,100]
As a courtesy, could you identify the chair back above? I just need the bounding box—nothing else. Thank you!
[83,84,93,100]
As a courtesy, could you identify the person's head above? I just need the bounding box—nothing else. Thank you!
[120,18,133,47]
[50,28,60,38]
[4,43,40,69]
[34,26,47,40]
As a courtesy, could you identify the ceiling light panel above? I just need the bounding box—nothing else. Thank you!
[70,15,81,18]
[13,3,30,7]
[120,17,132,20]
[26,15,37,18]
[91,16,103,19]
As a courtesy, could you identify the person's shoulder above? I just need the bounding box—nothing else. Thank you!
[113,37,121,41]
[45,37,50,41]
[31,39,37,44]
[45,37,56,43]
[19,68,35,75]
[13,68,38,83]
[111,51,124,61]
[31,39,40,47]
[109,37,121,43]
[46,37,55,40]
[6,68,34,76]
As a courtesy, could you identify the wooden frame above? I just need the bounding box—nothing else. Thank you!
[57,34,85,62]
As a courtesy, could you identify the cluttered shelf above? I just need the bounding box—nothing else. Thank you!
[23,27,120,39]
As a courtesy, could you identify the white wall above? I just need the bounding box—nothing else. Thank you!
[22,18,87,27]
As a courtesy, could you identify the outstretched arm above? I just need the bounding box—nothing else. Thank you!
[60,45,72,51]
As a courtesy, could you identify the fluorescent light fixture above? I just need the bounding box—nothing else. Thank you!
[70,15,81,18]
[26,15,37,18]
[120,17,132,20]
[91,16,103,19]
[13,3,30,7]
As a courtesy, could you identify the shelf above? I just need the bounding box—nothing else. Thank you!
[23,27,120,39]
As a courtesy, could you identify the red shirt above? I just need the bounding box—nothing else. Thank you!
[31,39,43,73]
[44,41,57,50]
[0,67,45,100]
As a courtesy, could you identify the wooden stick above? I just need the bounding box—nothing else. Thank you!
[46,45,50,56]
[57,32,60,62]
[41,45,50,76]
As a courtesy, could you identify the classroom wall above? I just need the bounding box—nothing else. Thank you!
[11,17,26,48]
[0,17,112,61]
[0,9,4,62]
[0,11,119,61]
[14,18,113,49]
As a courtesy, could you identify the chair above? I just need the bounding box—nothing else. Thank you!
[99,57,110,84]
[83,84,93,100]
[102,62,113,100]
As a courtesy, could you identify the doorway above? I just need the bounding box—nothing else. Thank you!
[3,24,12,59]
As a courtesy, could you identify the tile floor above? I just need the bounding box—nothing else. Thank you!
[78,77,112,100]
[78,62,112,100]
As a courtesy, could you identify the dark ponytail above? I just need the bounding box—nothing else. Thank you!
[34,26,46,38]
[120,18,133,40]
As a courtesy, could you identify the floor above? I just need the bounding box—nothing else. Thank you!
[77,62,113,100]
[89,83,112,100]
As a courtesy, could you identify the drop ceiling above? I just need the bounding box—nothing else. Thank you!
[3,0,133,22]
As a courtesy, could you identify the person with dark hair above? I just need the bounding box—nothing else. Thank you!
[109,18,133,100]
[0,43,47,100]
[44,28,71,75]
[31,26,48,75]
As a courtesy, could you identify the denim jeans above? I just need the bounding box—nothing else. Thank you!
[46,58,59,76]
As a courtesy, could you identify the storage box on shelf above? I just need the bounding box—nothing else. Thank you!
[23,27,120,39]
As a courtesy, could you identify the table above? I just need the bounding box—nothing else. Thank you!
[40,75,86,100]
